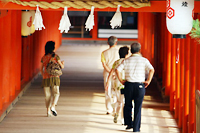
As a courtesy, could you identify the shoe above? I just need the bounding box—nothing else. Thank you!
[51,107,57,116]
[121,119,124,125]
[47,112,53,117]
[113,114,118,123]
[126,125,133,130]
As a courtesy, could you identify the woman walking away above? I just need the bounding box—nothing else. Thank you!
[40,41,64,117]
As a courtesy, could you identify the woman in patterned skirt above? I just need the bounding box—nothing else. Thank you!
[40,41,64,117]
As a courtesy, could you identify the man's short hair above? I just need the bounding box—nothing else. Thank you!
[119,46,129,58]
[107,36,117,46]
[131,42,141,54]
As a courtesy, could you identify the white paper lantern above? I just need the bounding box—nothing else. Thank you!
[166,0,194,38]
[29,10,36,34]
[21,10,32,36]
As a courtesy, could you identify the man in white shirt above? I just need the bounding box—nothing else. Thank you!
[116,42,154,132]
[101,36,119,114]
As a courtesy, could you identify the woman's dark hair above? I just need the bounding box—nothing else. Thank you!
[130,42,141,54]
[119,46,129,58]
[45,41,55,56]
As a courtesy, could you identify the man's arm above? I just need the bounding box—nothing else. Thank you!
[102,62,111,73]
[116,69,126,85]
[101,52,110,72]
[143,69,154,88]
[105,69,114,91]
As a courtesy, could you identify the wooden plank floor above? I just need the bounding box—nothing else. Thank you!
[0,43,180,133]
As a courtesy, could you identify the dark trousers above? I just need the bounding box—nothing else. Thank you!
[124,82,145,132]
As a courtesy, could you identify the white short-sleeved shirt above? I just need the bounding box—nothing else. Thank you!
[101,47,119,71]
[117,54,154,82]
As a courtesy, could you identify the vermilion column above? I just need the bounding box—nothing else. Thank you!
[15,10,22,91]
[170,38,176,111]
[162,13,166,88]
[183,36,190,133]
[2,10,11,103]
[178,39,185,128]
[0,13,3,110]
[165,31,171,96]
[138,12,144,54]
[10,10,17,96]
[188,39,196,133]
[175,38,180,119]
[92,11,98,40]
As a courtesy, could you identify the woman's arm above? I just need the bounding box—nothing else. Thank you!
[58,60,64,69]
[116,69,126,85]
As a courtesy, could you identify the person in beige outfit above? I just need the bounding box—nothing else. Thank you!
[101,36,119,114]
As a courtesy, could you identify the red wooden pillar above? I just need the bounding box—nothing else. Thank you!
[188,39,196,133]
[170,38,176,111]
[92,11,98,40]
[183,36,190,133]
[175,38,180,119]
[10,10,17,96]
[2,10,11,103]
[165,32,172,96]
[0,11,3,110]
[30,35,34,78]
[15,10,22,91]
[162,13,166,88]
[179,39,185,128]
[138,12,144,53]
[151,14,156,67]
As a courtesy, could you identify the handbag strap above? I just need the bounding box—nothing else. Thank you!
[48,55,55,63]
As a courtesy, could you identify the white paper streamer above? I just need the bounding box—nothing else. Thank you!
[85,6,95,31]
[58,7,71,33]
[33,5,45,30]
[110,5,122,29]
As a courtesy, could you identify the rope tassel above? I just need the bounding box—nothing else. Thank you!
[110,5,122,29]
[58,7,71,33]
[85,6,95,31]
[33,5,45,30]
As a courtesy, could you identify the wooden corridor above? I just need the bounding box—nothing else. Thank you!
[0,43,180,133]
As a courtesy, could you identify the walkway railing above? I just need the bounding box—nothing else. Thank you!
[196,90,200,133]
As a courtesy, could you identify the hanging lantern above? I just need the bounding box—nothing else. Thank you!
[21,10,32,37]
[30,10,36,34]
[166,0,194,38]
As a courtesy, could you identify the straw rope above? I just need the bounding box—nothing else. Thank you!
[7,0,150,9]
